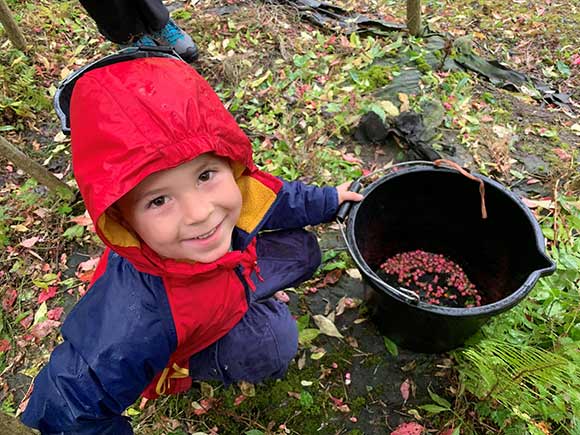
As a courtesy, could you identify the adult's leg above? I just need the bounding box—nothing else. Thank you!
[78,0,168,44]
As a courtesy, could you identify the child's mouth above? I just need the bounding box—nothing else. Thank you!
[183,220,224,244]
[192,226,218,240]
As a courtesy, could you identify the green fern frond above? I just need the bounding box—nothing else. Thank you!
[459,339,580,429]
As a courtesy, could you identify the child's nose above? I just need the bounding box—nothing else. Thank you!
[181,195,214,224]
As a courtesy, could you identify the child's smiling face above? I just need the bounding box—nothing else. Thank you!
[117,153,242,263]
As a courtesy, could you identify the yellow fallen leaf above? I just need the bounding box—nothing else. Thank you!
[313,314,343,339]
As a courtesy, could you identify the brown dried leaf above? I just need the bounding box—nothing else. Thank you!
[20,236,40,248]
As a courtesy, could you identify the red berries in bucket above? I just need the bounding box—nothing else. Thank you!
[378,249,483,307]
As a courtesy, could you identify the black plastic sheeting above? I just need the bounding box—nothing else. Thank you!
[370,33,572,110]
[448,35,571,108]
[353,111,455,161]
[272,0,405,34]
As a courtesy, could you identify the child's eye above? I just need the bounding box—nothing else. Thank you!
[198,170,215,183]
[147,196,168,209]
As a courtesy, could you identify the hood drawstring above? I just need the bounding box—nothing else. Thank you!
[240,238,264,291]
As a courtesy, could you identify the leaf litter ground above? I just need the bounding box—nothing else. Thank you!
[0,0,578,434]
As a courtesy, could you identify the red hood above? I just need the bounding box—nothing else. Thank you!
[70,57,280,275]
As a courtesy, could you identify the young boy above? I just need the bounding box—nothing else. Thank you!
[21,54,362,434]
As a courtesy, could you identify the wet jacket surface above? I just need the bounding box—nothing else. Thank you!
[21,57,338,434]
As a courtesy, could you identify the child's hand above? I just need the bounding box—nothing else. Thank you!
[336,181,364,205]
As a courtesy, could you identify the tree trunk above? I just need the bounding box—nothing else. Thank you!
[0,412,37,435]
[406,0,422,36]
[0,0,27,51]
[0,135,74,200]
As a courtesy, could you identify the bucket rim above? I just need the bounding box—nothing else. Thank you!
[345,164,556,316]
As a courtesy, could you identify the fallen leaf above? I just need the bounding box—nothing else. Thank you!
[345,268,362,280]
[37,286,58,305]
[47,307,64,321]
[313,314,343,339]
[0,339,11,352]
[200,382,214,398]
[20,236,40,248]
[298,328,320,345]
[335,296,348,316]
[192,398,214,416]
[553,148,572,162]
[30,319,61,339]
[77,257,100,272]
[341,152,363,164]
[53,131,69,143]
[16,381,34,417]
[33,208,49,219]
[238,380,256,397]
[76,270,95,283]
[76,257,99,282]
[233,394,246,406]
[19,314,33,329]
[329,396,350,413]
[400,378,411,402]
[379,100,400,117]
[297,351,307,369]
[399,93,410,112]
[521,198,554,209]
[390,422,426,435]
[70,212,94,230]
[310,350,326,360]
[2,288,17,311]
[313,269,342,289]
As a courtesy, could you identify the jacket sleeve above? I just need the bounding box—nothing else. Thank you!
[262,180,339,230]
[21,254,177,434]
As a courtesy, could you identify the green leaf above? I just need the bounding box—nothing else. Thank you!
[322,250,338,262]
[418,404,450,414]
[245,431,264,435]
[322,260,347,271]
[126,407,140,416]
[63,224,85,240]
[556,61,571,78]
[14,311,31,324]
[383,336,398,357]
[34,302,48,325]
[296,314,310,332]
[299,328,320,345]
[427,387,451,409]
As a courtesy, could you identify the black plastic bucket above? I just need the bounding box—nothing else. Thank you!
[342,162,556,352]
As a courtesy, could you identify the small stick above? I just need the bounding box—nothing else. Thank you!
[553,178,560,249]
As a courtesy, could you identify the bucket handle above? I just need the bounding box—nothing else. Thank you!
[336,159,487,305]
[337,159,487,222]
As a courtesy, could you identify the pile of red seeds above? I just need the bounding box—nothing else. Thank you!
[378,249,483,307]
